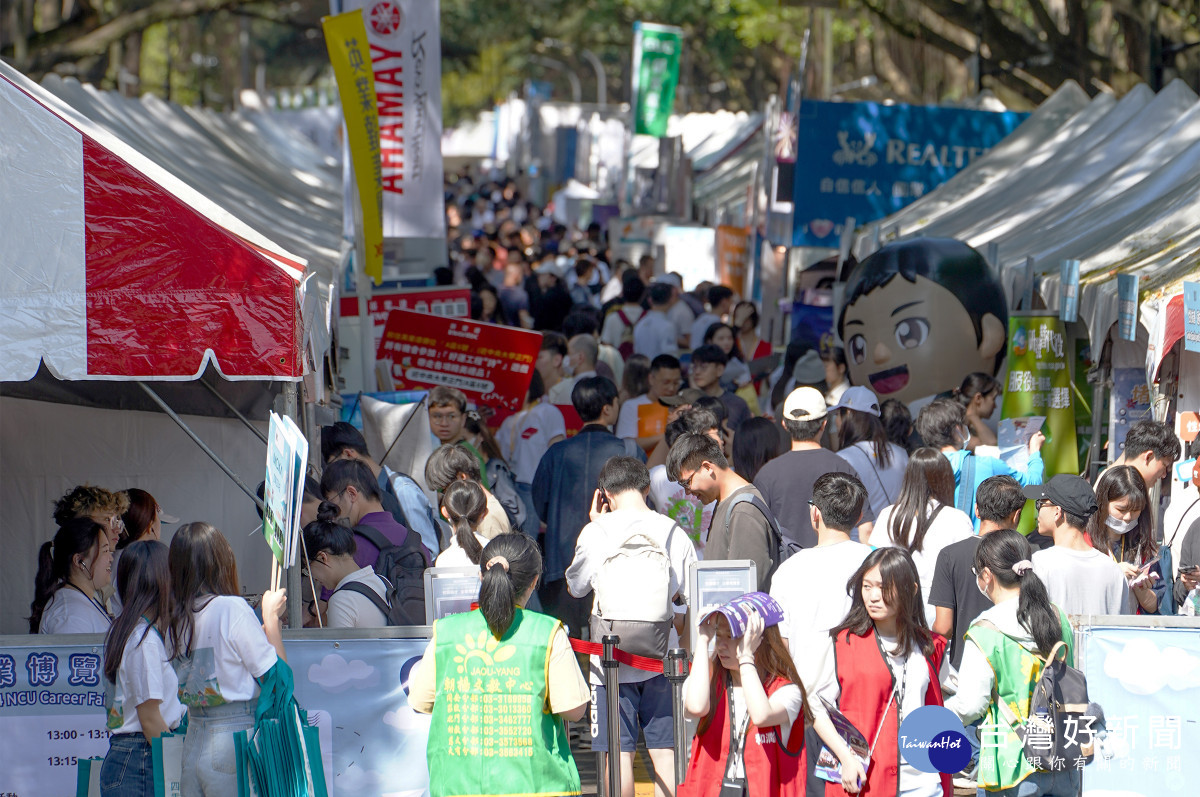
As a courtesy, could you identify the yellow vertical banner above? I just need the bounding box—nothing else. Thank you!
[323,10,383,284]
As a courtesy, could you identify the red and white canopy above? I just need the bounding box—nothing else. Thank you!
[0,62,305,382]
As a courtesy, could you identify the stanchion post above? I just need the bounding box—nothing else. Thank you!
[602,635,622,797]
[664,648,690,787]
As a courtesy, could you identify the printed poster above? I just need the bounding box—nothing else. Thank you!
[323,9,384,284]
[631,22,683,137]
[1000,316,1078,479]
[791,100,1027,246]
[264,413,308,567]
[340,286,471,349]
[336,0,446,241]
[715,225,750,296]
[1109,368,1153,460]
[376,309,541,424]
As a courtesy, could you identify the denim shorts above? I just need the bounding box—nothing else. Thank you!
[591,676,675,752]
[100,733,153,797]
[181,701,256,797]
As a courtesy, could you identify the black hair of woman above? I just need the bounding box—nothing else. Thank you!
[478,533,541,639]
[1088,465,1156,565]
[303,501,358,562]
[832,546,934,658]
[442,480,488,564]
[103,540,171,684]
[973,529,1063,656]
[168,522,240,658]
[886,448,955,552]
[732,417,783,482]
[836,406,894,468]
[29,518,108,633]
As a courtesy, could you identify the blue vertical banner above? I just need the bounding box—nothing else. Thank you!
[1117,273,1139,341]
[1185,281,1200,353]
[1060,259,1080,323]
[791,101,1028,247]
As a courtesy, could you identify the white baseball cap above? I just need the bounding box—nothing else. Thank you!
[782,386,828,421]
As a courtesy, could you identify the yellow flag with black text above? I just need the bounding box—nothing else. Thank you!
[323,10,383,284]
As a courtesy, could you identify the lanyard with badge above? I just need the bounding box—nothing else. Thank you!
[719,682,753,797]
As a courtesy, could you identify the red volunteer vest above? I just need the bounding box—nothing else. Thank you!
[825,629,951,797]
[679,674,806,797]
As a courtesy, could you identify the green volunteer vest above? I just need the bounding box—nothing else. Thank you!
[964,609,1075,792]
[427,608,581,797]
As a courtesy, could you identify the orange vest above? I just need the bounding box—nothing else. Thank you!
[679,674,806,797]
[825,629,951,797]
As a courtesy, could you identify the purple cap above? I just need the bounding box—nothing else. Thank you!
[699,592,785,637]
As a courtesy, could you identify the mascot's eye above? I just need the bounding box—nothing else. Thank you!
[847,334,867,364]
[894,317,930,349]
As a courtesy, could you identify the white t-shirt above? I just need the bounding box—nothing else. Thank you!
[667,300,695,343]
[108,620,185,735]
[39,586,112,634]
[1032,546,1131,615]
[877,635,942,797]
[436,532,490,569]
[177,595,278,707]
[565,509,696,684]
[601,305,643,349]
[327,566,390,628]
[729,682,805,777]
[497,402,566,484]
[616,394,653,440]
[649,463,713,556]
[633,310,679,358]
[874,501,973,624]
[690,312,721,350]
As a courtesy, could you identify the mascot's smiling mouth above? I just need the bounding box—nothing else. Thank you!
[869,365,910,395]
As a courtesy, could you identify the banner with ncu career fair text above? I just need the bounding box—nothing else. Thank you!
[1000,315,1079,479]
[791,101,1027,246]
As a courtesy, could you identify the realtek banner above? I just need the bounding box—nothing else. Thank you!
[335,0,445,241]
[791,101,1028,247]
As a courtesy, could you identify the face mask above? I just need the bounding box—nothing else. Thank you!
[976,575,989,601]
[1106,514,1138,535]
[961,426,972,451]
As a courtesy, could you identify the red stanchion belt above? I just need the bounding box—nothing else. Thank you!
[569,638,666,674]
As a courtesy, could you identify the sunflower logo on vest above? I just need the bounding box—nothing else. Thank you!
[454,631,517,673]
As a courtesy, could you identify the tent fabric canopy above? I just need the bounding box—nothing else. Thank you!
[856,79,1200,349]
[0,62,310,382]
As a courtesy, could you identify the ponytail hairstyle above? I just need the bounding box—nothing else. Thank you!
[953,372,1000,408]
[302,501,358,566]
[29,518,107,633]
[888,447,956,552]
[168,522,240,657]
[103,541,170,684]
[441,480,488,564]
[119,488,158,547]
[464,410,505,464]
[973,529,1063,656]
[477,533,542,639]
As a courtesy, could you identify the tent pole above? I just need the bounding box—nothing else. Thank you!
[136,381,265,511]
[199,377,269,445]
[283,380,304,630]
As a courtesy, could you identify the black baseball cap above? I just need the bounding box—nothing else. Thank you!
[1022,474,1099,517]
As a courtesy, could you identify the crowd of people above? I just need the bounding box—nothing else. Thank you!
[27,174,1200,797]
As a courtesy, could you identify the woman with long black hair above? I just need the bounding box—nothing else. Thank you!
[30,518,113,634]
[872,448,974,623]
[99,541,184,797]
[1088,465,1167,614]
[834,387,909,523]
[946,530,1077,795]
[826,547,952,797]
[410,533,589,797]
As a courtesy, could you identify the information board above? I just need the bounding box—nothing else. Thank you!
[687,560,757,643]
[423,567,482,625]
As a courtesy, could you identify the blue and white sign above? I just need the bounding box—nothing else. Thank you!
[1117,274,1139,342]
[1184,281,1200,353]
[1060,259,1081,323]
[791,101,1028,247]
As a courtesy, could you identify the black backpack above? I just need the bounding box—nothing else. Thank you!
[976,618,1099,771]
[337,524,430,626]
[719,493,801,584]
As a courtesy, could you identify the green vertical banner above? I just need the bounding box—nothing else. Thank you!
[1001,315,1079,478]
[632,21,683,137]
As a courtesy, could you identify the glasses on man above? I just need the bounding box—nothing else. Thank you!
[678,470,700,490]
[1035,498,1052,510]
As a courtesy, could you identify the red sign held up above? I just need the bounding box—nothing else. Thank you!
[377,309,543,424]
